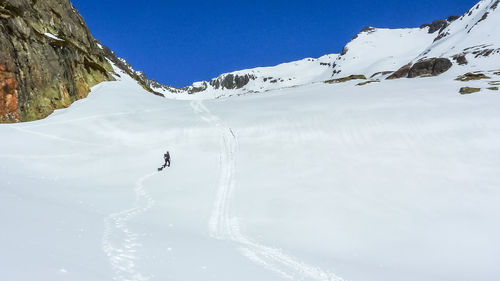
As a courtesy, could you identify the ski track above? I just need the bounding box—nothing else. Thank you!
[12,126,106,147]
[191,100,345,281]
[102,173,156,281]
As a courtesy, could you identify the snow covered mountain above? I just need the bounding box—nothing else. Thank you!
[149,54,338,99]
[1,1,500,281]
[146,0,500,98]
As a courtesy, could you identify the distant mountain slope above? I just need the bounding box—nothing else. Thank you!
[1,0,499,122]
[417,0,500,68]
[150,54,338,99]
[153,0,500,98]
[334,0,500,80]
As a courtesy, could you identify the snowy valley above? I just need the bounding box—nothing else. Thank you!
[1,1,500,281]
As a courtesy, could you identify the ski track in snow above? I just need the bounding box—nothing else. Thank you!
[191,100,344,281]
[102,173,156,281]
[12,126,106,147]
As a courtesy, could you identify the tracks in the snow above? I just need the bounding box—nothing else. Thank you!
[191,100,344,281]
[102,173,156,281]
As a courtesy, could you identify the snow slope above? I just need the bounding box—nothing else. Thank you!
[2,1,500,281]
[331,27,436,78]
[2,57,500,281]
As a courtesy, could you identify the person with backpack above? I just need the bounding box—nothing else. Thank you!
[164,151,171,168]
[158,151,171,171]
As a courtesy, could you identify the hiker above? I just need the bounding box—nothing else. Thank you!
[164,151,171,168]
[158,151,171,172]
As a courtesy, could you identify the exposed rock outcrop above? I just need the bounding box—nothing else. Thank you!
[386,63,412,80]
[452,54,469,65]
[420,15,460,34]
[387,58,452,79]
[456,72,490,81]
[460,87,481,94]
[209,73,256,90]
[407,58,453,78]
[325,75,366,84]
[0,0,117,122]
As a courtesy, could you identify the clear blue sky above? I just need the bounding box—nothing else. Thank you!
[71,0,478,87]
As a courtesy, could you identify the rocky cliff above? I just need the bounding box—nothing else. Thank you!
[0,0,117,122]
[1,0,167,123]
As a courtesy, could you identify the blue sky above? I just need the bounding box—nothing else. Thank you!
[72,0,478,87]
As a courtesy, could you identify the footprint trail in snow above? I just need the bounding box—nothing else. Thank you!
[102,173,156,281]
[191,100,345,281]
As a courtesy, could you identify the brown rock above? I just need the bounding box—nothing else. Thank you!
[456,73,490,81]
[408,58,453,78]
[0,68,19,122]
[459,87,481,95]
[0,0,114,122]
[325,75,367,84]
[386,63,412,80]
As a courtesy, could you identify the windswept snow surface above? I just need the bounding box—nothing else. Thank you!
[1,66,500,281]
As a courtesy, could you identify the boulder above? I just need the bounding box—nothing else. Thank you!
[456,73,490,81]
[387,58,453,80]
[459,87,481,95]
[386,63,412,80]
[407,58,453,78]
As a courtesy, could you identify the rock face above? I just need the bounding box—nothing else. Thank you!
[387,58,452,79]
[407,58,453,78]
[0,0,114,122]
[386,63,412,80]
[209,73,256,90]
[420,15,460,34]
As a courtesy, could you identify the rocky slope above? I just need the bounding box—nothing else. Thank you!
[0,0,161,123]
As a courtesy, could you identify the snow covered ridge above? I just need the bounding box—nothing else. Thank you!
[332,0,500,81]
[131,0,497,99]
[150,54,339,98]
[99,0,500,100]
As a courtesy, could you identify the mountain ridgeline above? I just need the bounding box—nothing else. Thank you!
[1,0,499,122]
